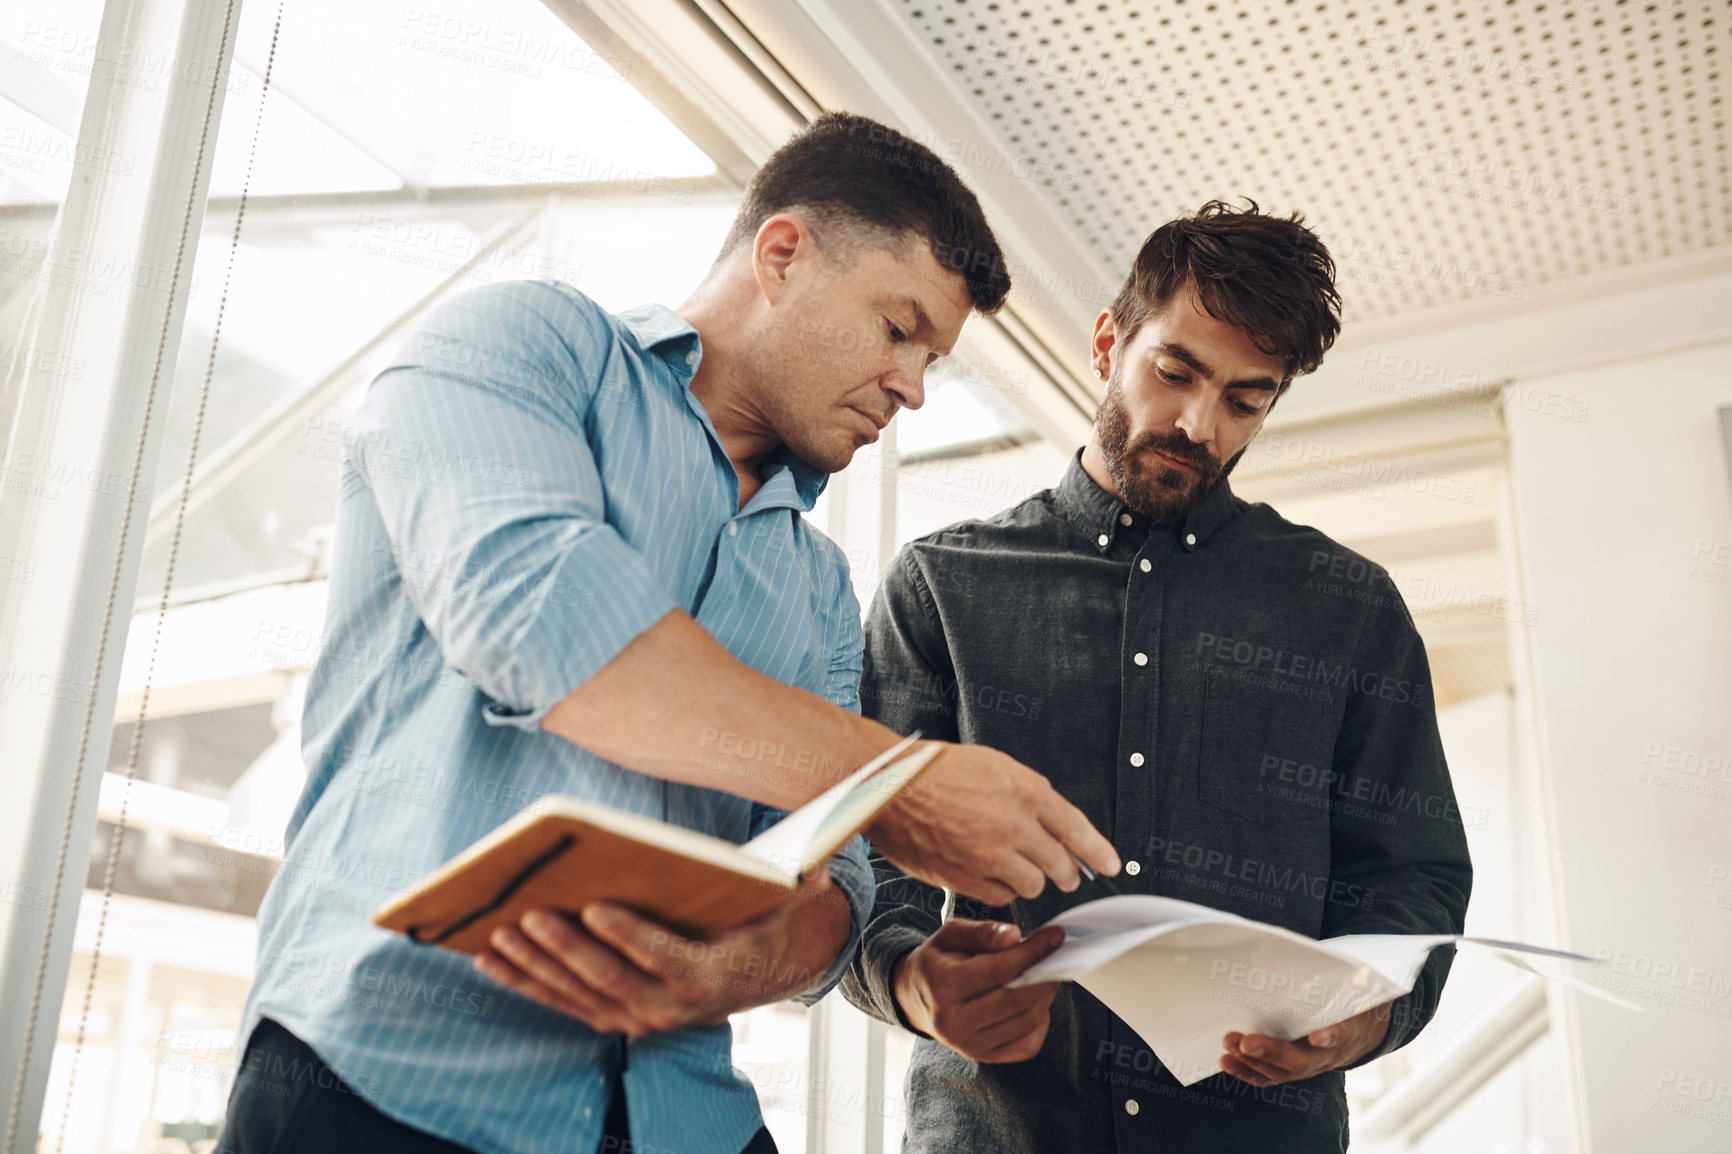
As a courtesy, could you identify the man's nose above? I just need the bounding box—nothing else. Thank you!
[1175,392,1217,445]
[885,360,927,413]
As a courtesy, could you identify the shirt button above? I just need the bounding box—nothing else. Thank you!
[1125,860,1142,876]
[1139,559,1151,573]
[1125,1099,1140,1116]
[685,350,698,367]
[1129,752,1145,767]
[1133,652,1148,666]
[1097,533,1109,547]
[1119,513,1133,526]
[727,522,739,537]
[1185,532,1197,546]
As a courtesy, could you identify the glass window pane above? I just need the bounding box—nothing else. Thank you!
[38,2,744,1150]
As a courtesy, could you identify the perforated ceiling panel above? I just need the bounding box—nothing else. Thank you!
[889,0,1729,322]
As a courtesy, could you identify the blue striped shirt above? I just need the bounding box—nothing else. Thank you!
[240,279,874,1154]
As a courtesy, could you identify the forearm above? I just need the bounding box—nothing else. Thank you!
[841,857,945,1031]
[693,872,856,1015]
[1347,949,1453,1066]
[540,609,900,810]
[890,949,934,1035]
[776,874,858,1001]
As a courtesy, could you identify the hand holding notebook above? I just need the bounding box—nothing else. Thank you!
[372,734,943,953]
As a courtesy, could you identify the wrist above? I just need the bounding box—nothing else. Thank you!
[1358,1006,1393,1058]
[810,875,853,968]
[1336,1003,1395,1070]
[773,874,852,994]
[891,947,930,1036]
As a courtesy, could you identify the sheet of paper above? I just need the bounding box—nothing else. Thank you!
[1014,895,1252,983]
[738,733,925,877]
[1008,895,1614,1087]
[1081,924,1416,1085]
[800,742,944,873]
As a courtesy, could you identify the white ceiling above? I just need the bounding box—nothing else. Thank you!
[884,0,1729,324]
[655,0,1715,704]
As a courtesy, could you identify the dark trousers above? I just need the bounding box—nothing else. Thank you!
[217,1018,778,1154]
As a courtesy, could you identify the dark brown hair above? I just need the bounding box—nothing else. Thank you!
[719,112,1011,313]
[1110,200,1341,383]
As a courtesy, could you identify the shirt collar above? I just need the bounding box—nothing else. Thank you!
[615,302,701,367]
[615,304,830,514]
[750,445,830,514]
[1051,449,1243,553]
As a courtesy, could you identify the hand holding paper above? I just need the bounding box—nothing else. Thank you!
[1219,1004,1392,1086]
[1009,895,1628,1086]
[894,919,1067,1064]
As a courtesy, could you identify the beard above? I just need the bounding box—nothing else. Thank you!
[1094,364,1247,523]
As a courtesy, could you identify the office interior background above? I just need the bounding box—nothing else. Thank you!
[0,0,1728,1151]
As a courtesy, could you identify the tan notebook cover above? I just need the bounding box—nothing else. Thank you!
[372,737,940,953]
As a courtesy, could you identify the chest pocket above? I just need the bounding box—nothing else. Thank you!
[1196,672,1336,825]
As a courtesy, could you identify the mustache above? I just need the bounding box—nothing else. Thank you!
[1127,430,1218,475]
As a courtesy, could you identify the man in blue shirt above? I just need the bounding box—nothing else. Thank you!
[218,112,1118,1154]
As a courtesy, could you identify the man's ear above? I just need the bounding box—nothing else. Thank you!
[1090,308,1120,379]
[752,214,812,305]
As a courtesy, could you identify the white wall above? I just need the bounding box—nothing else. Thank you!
[1504,335,1732,1152]
[1249,259,1732,1150]
[1361,690,1573,1154]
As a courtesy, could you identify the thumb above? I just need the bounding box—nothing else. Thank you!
[931,918,1023,956]
[796,864,833,895]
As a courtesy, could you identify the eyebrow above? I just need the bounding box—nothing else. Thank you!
[909,298,954,358]
[909,299,933,334]
[1158,341,1281,392]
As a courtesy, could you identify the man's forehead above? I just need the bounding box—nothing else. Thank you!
[887,243,972,300]
[868,252,971,328]
[1128,303,1285,384]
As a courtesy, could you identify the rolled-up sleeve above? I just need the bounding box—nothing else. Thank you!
[348,281,677,730]
[841,546,962,1030]
[1321,591,1474,1065]
[776,555,874,1003]
[769,808,874,1007]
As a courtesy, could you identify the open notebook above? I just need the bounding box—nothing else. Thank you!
[372,734,941,953]
[1009,894,1632,1086]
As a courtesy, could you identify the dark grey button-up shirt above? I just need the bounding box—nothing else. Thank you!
[842,453,1473,1154]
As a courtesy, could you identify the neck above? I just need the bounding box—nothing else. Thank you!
[679,285,781,506]
[1079,438,1122,502]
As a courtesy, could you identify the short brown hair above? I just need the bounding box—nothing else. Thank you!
[720,112,1011,313]
[1110,200,1341,383]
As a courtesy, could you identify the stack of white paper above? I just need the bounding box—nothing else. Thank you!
[1008,895,1623,1086]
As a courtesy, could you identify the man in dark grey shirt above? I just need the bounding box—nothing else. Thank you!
[842,201,1472,1153]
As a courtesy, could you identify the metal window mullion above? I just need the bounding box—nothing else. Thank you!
[0,1,243,1149]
